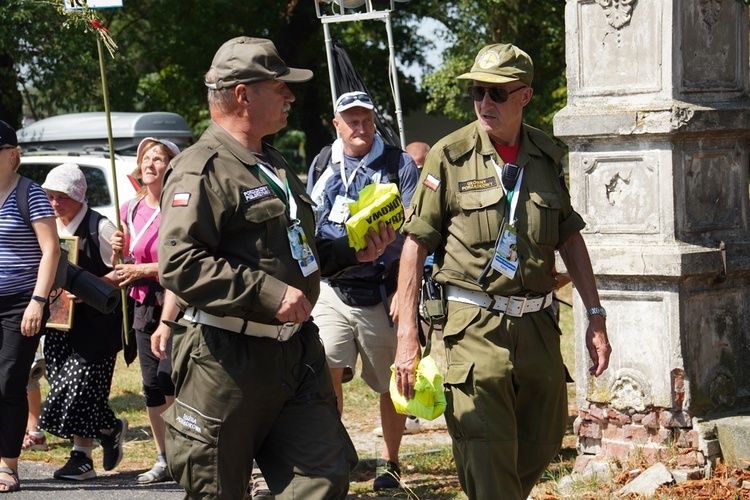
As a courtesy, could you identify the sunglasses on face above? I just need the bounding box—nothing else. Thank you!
[0,146,16,152]
[468,85,527,103]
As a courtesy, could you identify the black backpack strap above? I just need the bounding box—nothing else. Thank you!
[384,145,402,190]
[16,176,34,229]
[311,145,333,187]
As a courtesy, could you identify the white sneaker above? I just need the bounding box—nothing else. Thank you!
[372,416,421,437]
[405,415,421,434]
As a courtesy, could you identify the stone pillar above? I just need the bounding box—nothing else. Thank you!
[553,0,750,468]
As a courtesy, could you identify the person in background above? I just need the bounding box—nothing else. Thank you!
[405,141,430,169]
[158,36,393,499]
[0,120,59,493]
[38,163,127,481]
[109,137,180,485]
[307,91,419,491]
[23,349,48,452]
[394,43,611,499]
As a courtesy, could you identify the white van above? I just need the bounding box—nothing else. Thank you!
[16,111,193,225]
[19,152,139,226]
[17,111,194,155]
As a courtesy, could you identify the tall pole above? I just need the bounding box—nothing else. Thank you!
[96,35,130,342]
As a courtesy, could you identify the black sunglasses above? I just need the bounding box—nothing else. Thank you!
[336,93,373,108]
[468,85,527,103]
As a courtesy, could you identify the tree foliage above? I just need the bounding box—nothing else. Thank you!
[0,0,567,162]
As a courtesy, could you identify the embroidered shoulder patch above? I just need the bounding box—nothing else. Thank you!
[172,193,191,207]
[423,173,441,192]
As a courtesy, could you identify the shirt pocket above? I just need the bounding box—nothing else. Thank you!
[455,186,504,244]
[527,191,562,247]
[243,196,286,224]
[243,196,287,256]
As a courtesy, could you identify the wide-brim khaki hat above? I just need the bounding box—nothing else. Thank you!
[206,36,313,90]
[457,43,533,85]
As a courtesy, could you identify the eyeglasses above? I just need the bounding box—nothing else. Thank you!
[467,85,527,103]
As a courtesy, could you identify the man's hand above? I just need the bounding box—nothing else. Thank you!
[586,315,611,377]
[394,322,422,399]
[356,222,396,263]
[275,286,313,323]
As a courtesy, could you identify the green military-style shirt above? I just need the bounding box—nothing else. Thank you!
[159,122,358,325]
[402,121,585,296]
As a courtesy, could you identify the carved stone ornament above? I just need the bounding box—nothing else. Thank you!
[699,0,723,31]
[609,370,650,412]
[595,0,638,30]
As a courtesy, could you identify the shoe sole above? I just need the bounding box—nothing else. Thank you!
[54,470,97,481]
[23,444,49,451]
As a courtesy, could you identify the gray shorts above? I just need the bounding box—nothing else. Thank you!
[312,280,397,393]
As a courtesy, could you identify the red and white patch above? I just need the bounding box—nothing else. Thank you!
[171,192,191,207]
[423,173,441,192]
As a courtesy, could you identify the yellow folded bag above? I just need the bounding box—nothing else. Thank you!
[389,356,446,421]
[345,183,404,251]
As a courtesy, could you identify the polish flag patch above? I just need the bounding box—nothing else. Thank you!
[172,192,191,207]
[423,173,441,192]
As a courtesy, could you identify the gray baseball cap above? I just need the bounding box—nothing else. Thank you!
[206,37,313,90]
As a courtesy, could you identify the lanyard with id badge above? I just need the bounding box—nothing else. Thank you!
[328,159,366,224]
[491,160,524,280]
[257,162,319,277]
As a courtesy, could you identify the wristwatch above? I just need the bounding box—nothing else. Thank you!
[586,306,607,319]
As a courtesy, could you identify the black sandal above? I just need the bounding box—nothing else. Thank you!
[0,467,20,493]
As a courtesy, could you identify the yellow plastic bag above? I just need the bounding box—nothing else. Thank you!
[345,183,404,251]
[389,356,446,421]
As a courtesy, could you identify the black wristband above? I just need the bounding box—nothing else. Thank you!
[30,295,47,303]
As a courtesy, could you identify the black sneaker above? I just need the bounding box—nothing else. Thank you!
[54,451,96,481]
[101,417,128,471]
[373,459,401,491]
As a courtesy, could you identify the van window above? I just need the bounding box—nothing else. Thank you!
[19,163,111,207]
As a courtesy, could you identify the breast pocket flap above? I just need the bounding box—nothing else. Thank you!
[444,361,474,385]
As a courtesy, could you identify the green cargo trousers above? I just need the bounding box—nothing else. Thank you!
[163,319,358,499]
[441,301,568,500]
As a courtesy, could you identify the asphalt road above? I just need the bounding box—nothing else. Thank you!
[13,461,184,499]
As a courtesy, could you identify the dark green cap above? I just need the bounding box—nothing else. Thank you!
[457,43,533,85]
[206,37,313,90]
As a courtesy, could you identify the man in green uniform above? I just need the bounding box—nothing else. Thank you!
[158,36,394,499]
[393,43,612,499]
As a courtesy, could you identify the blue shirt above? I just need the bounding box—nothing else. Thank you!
[308,146,418,281]
[0,182,55,296]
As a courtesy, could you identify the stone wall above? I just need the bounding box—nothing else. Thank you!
[555,0,750,466]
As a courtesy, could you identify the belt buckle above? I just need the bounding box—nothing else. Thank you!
[277,323,297,342]
[505,296,526,317]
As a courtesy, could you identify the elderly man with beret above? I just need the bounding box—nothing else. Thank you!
[394,43,612,499]
[158,37,394,499]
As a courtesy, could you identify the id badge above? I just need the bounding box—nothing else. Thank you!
[491,223,519,279]
[287,223,319,277]
[328,194,354,224]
